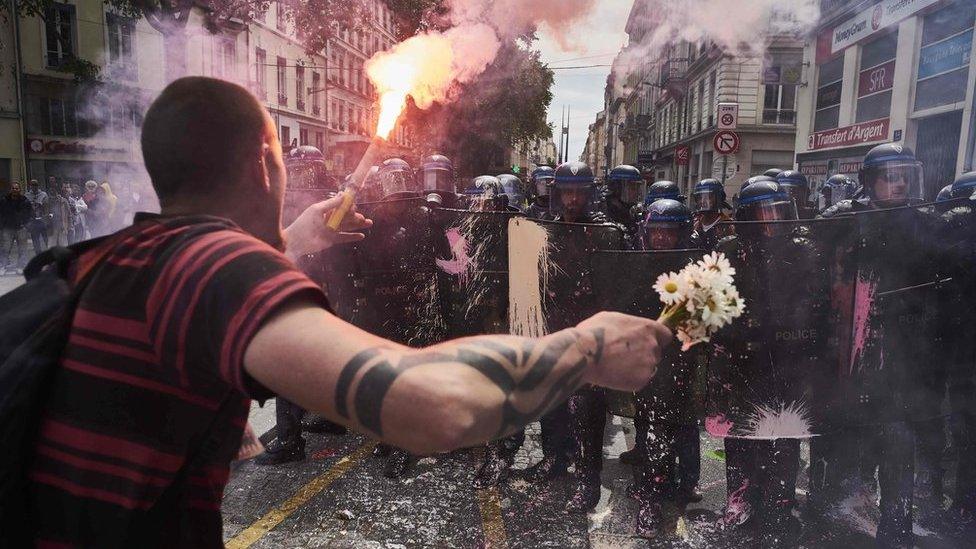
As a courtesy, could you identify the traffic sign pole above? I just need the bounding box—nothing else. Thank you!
[721,155,729,185]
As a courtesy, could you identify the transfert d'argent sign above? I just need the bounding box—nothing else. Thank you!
[831,0,941,55]
[808,118,890,151]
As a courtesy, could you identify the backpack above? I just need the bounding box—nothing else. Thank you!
[0,238,111,546]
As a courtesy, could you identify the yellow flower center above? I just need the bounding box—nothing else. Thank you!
[665,281,679,293]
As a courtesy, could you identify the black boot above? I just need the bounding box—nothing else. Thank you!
[524,455,570,483]
[255,438,306,466]
[373,443,392,458]
[302,415,348,435]
[636,500,664,539]
[566,474,602,513]
[473,446,510,488]
[674,484,704,504]
[384,449,413,479]
[618,447,639,465]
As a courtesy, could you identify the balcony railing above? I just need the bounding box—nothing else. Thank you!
[297,100,306,111]
[278,93,288,105]
[763,109,796,125]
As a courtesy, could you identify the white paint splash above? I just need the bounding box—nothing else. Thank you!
[508,218,551,338]
[741,401,813,439]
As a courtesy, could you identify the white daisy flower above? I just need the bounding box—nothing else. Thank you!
[654,272,686,305]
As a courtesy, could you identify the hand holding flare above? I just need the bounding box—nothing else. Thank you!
[654,252,746,351]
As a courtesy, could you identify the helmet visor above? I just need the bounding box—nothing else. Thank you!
[781,184,808,209]
[534,177,554,196]
[423,169,453,193]
[745,199,798,222]
[694,189,720,212]
[379,170,412,198]
[619,181,644,204]
[867,161,923,206]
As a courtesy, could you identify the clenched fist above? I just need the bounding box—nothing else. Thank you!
[576,311,672,391]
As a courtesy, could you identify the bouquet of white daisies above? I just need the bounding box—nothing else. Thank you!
[654,251,746,350]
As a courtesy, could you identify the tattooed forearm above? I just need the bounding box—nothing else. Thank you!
[333,328,605,440]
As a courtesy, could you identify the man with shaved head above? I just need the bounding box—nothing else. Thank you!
[26,77,671,547]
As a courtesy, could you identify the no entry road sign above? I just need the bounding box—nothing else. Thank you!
[713,130,740,155]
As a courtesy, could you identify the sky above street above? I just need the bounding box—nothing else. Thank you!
[537,0,634,163]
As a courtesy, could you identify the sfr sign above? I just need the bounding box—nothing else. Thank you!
[858,60,895,97]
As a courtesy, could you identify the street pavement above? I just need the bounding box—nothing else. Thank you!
[222,403,966,548]
[0,272,23,296]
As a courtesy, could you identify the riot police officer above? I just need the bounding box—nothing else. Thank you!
[712,180,827,547]
[633,199,704,537]
[763,168,784,179]
[820,173,857,212]
[604,164,645,237]
[463,175,512,212]
[777,170,814,219]
[419,154,460,207]
[376,158,420,201]
[643,180,684,207]
[822,144,923,217]
[691,178,733,249]
[526,166,555,219]
[550,162,609,225]
[498,174,527,212]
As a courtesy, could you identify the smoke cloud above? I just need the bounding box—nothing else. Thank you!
[613,0,820,85]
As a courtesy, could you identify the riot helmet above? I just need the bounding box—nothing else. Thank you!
[377,158,416,200]
[607,165,644,205]
[464,175,507,211]
[552,161,597,222]
[859,143,923,207]
[419,154,454,194]
[498,174,526,211]
[736,180,797,237]
[531,166,556,197]
[763,168,784,179]
[644,180,683,206]
[643,198,692,251]
[777,170,810,209]
[692,178,727,213]
[950,171,976,200]
[824,174,855,206]
[937,184,954,203]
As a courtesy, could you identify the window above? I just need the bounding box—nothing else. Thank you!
[330,101,337,129]
[280,125,291,148]
[27,94,91,137]
[338,103,345,131]
[814,56,844,131]
[915,2,975,111]
[300,128,309,146]
[296,66,305,111]
[276,1,287,32]
[751,150,795,176]
[697,79,705,132]
[311,72,321,115]
[856,33,897,122]
[763,51,801,124]
[277,56,287,105]
[255,48,267,99]
[329,50,337,82]
[708,71,717,127]
[45,3,75,67]
[106,13,135,79]
[315,131,324,150]
[213,38,236,80]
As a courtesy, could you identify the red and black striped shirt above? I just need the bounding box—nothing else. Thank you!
[29,214,327,548]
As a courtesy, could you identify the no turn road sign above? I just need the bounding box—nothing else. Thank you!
[713,130,740,155]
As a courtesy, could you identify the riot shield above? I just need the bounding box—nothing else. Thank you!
[838,204,945,425]
[430,208,521,338]
[508,218,624,338]
[591,249,704,419]
[705,219,836,439]
[311,198,445,347]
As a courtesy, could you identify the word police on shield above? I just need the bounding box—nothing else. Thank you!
[713,130,740,155]
[717,102,739,130]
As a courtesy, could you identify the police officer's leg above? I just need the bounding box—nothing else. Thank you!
[757,438,801,548]
[723,437,758,528]
[948,357,976,516]
[876,421,915,548]
[256,397,307,465]
[636,417,677,538]
[567,387,607,512]
[525,401,572,483]
[675,423,702,503]
[473,430,525,488]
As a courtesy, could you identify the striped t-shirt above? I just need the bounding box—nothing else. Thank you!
[29,214,327,547]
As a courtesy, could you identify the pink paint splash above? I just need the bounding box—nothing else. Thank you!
[850,274,878,375]
[720,479,751,527]
[436,227,474,285]
[705,415,734,438]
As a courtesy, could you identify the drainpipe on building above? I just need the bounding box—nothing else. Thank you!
[10,0,30,183]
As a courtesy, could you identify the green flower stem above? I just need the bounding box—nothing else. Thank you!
[657,302,690,328]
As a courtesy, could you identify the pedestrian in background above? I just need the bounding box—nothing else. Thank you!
[82,180,100,238]
[0,181,33,274]
[24,179,50,254]
[96,181,121,235]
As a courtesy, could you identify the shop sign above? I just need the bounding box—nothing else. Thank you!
[918,29,973,80]
[26,137,127,156]
[808,118,890,151]
[832,0,941,54]
[858,59,896,97]
[799,162,829,176]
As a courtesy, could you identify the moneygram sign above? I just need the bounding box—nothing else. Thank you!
[808,118,890,151]
[831,0,941,55]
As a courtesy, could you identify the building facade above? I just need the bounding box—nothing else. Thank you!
[794,0,976,197]
[0,0,413,195]
[588,0,803,200]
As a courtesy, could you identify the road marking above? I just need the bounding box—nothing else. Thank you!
[226,441,377,549]
[471,449,509,549]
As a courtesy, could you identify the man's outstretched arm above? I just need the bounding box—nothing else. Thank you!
[244,303,669,455]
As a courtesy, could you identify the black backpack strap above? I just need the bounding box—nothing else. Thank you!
[23,236,113,282]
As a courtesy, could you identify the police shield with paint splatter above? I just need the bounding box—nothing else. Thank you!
[708,179,830,547]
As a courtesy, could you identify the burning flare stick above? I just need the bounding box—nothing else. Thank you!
[325,136,386,231]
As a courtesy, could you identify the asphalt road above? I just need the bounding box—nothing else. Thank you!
[222,403,967,548]
[0,272,23,296]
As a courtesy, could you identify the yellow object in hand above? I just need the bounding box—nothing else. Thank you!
[326,189,357,231]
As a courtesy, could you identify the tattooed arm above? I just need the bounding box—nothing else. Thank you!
[244,303,670,455]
